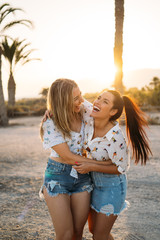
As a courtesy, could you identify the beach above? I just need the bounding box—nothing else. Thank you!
[0,116,160,240]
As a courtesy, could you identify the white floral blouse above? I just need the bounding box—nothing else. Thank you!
[42,100,93,157]
[84,118,130,174]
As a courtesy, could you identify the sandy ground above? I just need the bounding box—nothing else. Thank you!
[0,116,160,240]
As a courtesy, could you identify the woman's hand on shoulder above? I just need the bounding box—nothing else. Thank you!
[42,110,52,122]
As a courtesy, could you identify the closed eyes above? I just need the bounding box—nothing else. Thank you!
[74,92,82,101]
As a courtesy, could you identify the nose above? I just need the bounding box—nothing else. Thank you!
[94,98,99,104]
[80,95,84,103]
[93,98,101,107]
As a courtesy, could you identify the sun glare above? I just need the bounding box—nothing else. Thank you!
[4,0,160,99]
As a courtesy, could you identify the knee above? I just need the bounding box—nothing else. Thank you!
[56,229,73,240]
[93,230,110,240]
[73,227,83,239]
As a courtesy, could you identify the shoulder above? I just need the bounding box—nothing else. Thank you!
[83,99,93,112]
[42,119,55,129]
[42,119,61,135]
[107,122,126,144]
[82,99,93,121]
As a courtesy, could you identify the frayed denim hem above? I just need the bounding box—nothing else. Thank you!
[80,184,93,194]
[70,185,93,195]
[39,185,72,200]
[90,200,130,216]
[39,184,93,201]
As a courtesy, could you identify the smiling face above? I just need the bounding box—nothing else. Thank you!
[73,87,84,113]
[91,91,118,120]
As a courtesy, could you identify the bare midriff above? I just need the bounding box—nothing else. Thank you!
[49,156,71,165]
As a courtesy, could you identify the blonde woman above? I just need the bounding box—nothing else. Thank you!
[40,79,112,240]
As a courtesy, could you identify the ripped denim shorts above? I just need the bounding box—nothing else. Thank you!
[40,158,93,198]
[90,172,129,216]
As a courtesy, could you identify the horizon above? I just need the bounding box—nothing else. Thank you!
[1,0,160,100]
[13,68,160,100]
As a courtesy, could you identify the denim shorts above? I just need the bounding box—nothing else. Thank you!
[40,158,93,198]
[90,172,128,216]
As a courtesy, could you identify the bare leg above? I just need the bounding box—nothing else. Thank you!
[88,209,115,240]
[88,208,96,234]
[108,233,114,240]
[44,188,74,240]
[92,212,117,240]
[71,191,90,240]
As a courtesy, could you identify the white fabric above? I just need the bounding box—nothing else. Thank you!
[42,99,93,158]
[43,119,84,157]
[84,119,130,174]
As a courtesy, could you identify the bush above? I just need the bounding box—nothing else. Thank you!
[7,105,29,117]
[83,92,99,103]
[147,116,160,125]
[7,98,47,118]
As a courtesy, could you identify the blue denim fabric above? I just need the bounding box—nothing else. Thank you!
[90,172,128,216]
[40,158,93,198]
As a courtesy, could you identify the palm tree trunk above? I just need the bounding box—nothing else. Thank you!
[0,47,8,126]
[114,0,124,94]
[8,72,16,106]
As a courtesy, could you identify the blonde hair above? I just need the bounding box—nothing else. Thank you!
[40,78,82,139]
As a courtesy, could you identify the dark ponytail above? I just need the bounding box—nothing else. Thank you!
[123,96,152,164]
[108,90,152,164]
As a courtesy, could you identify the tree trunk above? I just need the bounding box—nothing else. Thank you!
[113,0,124,94]
[0,47,8,126]
[8,72,16,106]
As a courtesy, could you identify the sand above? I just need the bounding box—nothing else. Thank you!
[0,116,160,240]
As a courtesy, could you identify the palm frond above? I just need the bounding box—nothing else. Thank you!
[21,58,41,65]
[0,4,10,11]
[1,19,33,32]
[0,7,24,24]
[17,42,32,54]
[14,41,32,63]
[1,37,16,64]
[1,37,40,71]
[0,34,13,40]
[15,49,35,64]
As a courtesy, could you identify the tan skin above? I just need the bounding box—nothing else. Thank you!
[43,87,114,240]
[73,92,123,240]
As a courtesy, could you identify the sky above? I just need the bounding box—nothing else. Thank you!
[1,0,160,99]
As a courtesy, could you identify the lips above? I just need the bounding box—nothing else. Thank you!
[93,105,100,112]
[75,105,81,111]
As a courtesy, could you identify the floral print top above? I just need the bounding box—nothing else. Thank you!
[42,100,93,157]
[84,118,130,174]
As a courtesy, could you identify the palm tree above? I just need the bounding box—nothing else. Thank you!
[149,77,160,90]
[0,3,32,126]
[0,46,8,125]
[113,0,124,94]
[1,37,40,106]
[39,88,49,99]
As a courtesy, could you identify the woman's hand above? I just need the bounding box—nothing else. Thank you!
[73,162,93,174]
[73,161,119,175]
[42,110,52,122]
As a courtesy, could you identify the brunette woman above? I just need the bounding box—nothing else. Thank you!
[74,90,152,240]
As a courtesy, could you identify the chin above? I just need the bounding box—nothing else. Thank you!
[91,111,98,117]
[74,107,81,113]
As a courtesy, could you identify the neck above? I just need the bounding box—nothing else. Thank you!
[94,118,110,130]
[71,112,81,121]
[93,118,114,138]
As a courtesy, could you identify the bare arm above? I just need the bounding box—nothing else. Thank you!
[73,162,120,175]
[52,142,112,165]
